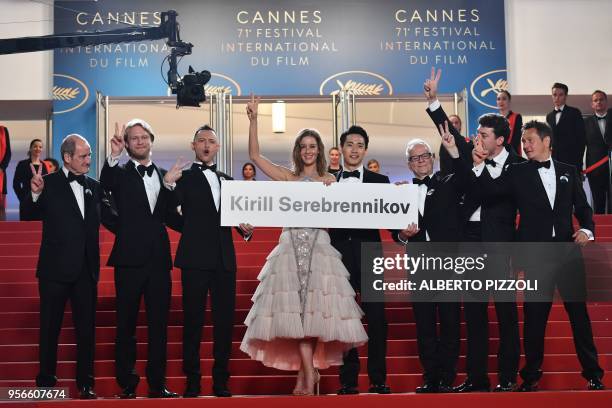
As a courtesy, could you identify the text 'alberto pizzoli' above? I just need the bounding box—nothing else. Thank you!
[230,196,411,214]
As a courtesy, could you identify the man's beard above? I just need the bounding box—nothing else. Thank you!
[127,147,150,161]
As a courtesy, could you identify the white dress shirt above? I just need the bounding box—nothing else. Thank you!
[398,173,433,243]
[108,155,160,213]
[338,164,365,184]
[554,105,565,125]
[32,167,85,218]
[470,148,509,221]
[195,161,221,211]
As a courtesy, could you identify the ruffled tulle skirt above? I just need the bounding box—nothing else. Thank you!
[240,228,368,370]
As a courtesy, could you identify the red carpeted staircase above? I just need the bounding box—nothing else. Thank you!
[0,217,611,403]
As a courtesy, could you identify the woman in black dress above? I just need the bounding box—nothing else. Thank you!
[13,139,48,220]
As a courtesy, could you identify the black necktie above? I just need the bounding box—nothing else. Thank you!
[597,115,607,121]
[137,164,155,177]
[67,172,85,186]
[342,170,360,179]
[197,163,217,172]
[484,159,497,167]
[532,160,551,169]
[413,176,431,186]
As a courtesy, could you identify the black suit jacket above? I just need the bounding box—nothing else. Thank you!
[170,164,245,271]
[461,147,526,241]
[24,171,102,282]
[478,160,594,242]
[546,105,586,171]
[584,109,612,177]
[402,159,470,243]
[100,159,173,270]
[426,104,525,241]
[427,106,473,175]
[329,168,390,244]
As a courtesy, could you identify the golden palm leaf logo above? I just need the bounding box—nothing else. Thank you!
[205,84,232,94]
[332,79,384,96]
[52,86,80,101]
[319,71,393,96]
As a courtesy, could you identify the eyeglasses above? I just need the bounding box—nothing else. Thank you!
[407,152,433,162]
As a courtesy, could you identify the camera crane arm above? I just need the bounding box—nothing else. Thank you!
[0,10,194,97]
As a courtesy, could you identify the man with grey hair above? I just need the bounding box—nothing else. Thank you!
[394,124,471,393]
[100,119,179,398]
[26,134,103,399]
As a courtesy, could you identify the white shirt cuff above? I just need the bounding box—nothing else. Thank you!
[428,99,441,111]
[164,181,176,191]
[472,162,485,176]
[397,232,409,245]
[579,228,595,241]
[107,155,120,167]
[32,192,41,202]
[243,231,253,241]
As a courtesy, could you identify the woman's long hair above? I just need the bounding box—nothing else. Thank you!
[291,129,327,177]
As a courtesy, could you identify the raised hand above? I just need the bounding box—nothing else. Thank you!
[439,121,459,158]
[423,67,441,102]
[472,135,488,166]
[110,122,126,157]
[30,163,44,194]
[163,157,187,185]
[246,94,260,121]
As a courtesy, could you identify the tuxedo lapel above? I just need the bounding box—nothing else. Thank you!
[152,164,165,216]
[530,163,553,210]
[83,177,94,217]
[553,162,570,211]
[192,165,218,212]
[125,161,152,214]
[61,171,84,219]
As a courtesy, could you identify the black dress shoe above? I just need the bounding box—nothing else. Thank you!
[516,381,538,392]
[148,387,179,398]
[437,382,455,393]
[453,381,490,393]
[183,387,200,398]
[368,384,391,394]
[212,385,232,397]
[117,386,137,399]
[587,378,605,390]
[493,381,517,392]
[78,386,97,399]
[337,385,359,395]
[415,382,439,393]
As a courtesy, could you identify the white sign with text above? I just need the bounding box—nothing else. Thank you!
[220,180,419,229]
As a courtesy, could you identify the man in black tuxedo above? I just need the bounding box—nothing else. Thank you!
[546,82,586,172]
[395,124,470,393]
[584,90,611,214]
[100,120,179,399]
[475,120,605,391]
[163,125,253,398]
[330,125,391,395]
[27,134,102,399]
[423,68,523,392]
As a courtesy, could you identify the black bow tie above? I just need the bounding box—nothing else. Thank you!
[66,172,85,186]
[597,115,607,121]
[413,176,431,186]
[532,160,551,169]
[342,169,360,179]
[196,162,217,172]
[555,109,563,113]
[137,164,155,177]
[484,159,497,167]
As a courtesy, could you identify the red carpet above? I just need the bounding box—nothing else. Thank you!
[0,216,611,405]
